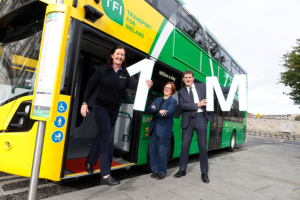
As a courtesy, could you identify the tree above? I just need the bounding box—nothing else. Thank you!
[294,115,300,121]
[278,39,300,105]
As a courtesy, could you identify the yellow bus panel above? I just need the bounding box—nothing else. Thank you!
[0,101,15,131]
[84,0,164,54]
[0,95,70,181]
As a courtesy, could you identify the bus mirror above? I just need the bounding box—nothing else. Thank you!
[84,5,104,23]
[206,75,247,112]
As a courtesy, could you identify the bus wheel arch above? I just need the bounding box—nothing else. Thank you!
[228,130,236,152]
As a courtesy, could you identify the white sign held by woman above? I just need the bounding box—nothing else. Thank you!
[127,59,155,111]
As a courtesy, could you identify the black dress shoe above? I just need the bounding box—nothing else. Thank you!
[201,173,210,183]
[151,172,158,179]
[100,175,120,186]
[174,170,186,178]
[85,161,94,174]
[157,174,165,180]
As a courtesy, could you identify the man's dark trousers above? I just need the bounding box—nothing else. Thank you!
[179,114,208,174]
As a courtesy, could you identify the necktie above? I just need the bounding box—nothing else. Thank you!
[189,87,194,103]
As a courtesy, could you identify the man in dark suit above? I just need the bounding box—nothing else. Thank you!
[174,70,230,183]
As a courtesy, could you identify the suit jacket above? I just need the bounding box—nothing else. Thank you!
[178,83,230,129]
[147,96,177,139]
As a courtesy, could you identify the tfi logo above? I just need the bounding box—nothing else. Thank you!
[102,0,124,26]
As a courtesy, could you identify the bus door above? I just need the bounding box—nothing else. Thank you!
[62,32,146,179]
[208,97,223,150]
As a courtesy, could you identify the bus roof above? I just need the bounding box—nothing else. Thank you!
[179,0,247,75]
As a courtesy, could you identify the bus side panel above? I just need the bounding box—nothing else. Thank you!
[0,123,38,177]
[0,95,70,181]
[39,95,71,181]
[221,123,231,148]
[84,0,165,54]
[136,115,151,165]
[171,117,182,158]
[0,96,38,177]
[0,101,15,131]
[157,29,206,83]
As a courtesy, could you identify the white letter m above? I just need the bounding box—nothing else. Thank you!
[206,75,247,112]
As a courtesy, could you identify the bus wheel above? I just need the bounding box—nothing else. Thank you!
[143,141,172,173]
[228,131,236,152]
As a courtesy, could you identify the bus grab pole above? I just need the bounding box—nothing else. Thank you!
[28,121,46,200]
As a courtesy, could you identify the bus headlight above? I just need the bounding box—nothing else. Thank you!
[25,105,30,114]
[18,117,24,126]
[7,101,36,131]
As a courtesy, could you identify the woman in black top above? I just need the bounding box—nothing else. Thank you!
[81,45,153,186]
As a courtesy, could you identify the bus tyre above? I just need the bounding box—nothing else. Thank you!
[228,131,236,152]
[143,141,172,173]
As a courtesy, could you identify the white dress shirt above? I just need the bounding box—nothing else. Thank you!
[186,83,203,113]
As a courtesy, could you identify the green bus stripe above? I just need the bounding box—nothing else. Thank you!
[148,18,168,56]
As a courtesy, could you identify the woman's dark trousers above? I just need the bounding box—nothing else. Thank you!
[149,126,171,176]
[86,105,119,177]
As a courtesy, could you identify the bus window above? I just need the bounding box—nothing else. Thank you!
[145,0,153,5]
[194,22,203,46]
[220,49,231,71]
[146,63,182,118]
[239,111,244,122]
[147,63,181,106]
[181,12,193,25]
[157,0,178,20]
[224,111,230,120]
[231,100,239,122]
[231,62,240,75]
[0,0,37,18]
[204,34,219,61]
[0,20,43,106]
[179,18,196,39]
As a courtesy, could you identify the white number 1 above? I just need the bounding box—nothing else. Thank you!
[127,59,155,111]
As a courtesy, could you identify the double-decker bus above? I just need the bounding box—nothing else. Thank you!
[0,0,247,181]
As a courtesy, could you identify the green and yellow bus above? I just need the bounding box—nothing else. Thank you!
[0,0,247,181]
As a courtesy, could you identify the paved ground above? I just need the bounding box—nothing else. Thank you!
[1,134,300,200]
[47,135,300,200]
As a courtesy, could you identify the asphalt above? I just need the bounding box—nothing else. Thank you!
[44,135,300,200]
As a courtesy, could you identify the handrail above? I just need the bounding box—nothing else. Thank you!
[118,111,132,141]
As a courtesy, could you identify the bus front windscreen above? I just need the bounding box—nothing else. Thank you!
[0,20,43,106]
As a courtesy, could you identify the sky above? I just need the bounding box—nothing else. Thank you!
[184,0,300,115]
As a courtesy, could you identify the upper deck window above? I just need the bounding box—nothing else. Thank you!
[193,22,203,46]
[146,0,153,4]
[231,62,240,75]
[179,18,196,39]
[204,34,219,60]
[182,13,193,25]
[157,0,178,20]
[195,32,202,46]
[220,49,231,71]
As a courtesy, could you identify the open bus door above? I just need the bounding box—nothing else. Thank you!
[208,96,223,150]
[58,24,152,180]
